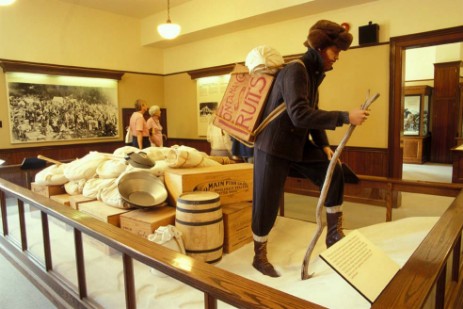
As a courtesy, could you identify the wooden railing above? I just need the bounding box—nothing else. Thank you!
[1,174,463,308]
[373,189,463,308]
[0,178,322,309]
[283,175,463,221]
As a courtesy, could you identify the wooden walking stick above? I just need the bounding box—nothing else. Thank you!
[301,92,380,280]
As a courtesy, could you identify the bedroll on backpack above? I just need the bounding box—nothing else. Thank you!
[212,45,286,147]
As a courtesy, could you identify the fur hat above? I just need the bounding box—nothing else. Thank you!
[304,20,353,51]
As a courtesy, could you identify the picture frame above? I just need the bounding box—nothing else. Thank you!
[6,72,119,144]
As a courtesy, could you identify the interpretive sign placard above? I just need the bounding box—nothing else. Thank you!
[319,230,400,303]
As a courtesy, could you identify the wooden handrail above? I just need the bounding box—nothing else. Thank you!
[284,175,463,221]
[0,178,323,309]
[1,175,463,308]
[357,175,463,196]
[372,189,463,308]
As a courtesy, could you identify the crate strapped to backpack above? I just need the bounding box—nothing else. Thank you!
[213,45,304,147]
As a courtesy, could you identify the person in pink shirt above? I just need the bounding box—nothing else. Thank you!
[129,99,150,149]
[147,105,164,147]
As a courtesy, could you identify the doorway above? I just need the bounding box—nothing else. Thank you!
[389,25,463,181]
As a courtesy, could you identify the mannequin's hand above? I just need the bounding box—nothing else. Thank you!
[323,146,342,163]
[323,146,334,160]
[349,109,370,125]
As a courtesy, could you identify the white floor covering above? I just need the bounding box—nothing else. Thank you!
[0,162,454,308]
[2,204,439,309]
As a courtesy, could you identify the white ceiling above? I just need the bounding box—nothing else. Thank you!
[57,0,192,18]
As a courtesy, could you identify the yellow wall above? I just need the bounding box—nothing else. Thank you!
[0,0,163,73]
[321,45,390,147]
[118,73,165,110]
[0,0,461,150]
[166,44,390,147]
[164,74,198,139]
[161,0,463,74]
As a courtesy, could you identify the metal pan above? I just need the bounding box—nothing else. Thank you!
[118,171,167,208]
[126,152,155,169]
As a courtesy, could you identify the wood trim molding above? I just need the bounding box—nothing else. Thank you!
[0,59,125,80]
[187,64,236,79]
[186,55,302,79]
[186,42,389,79]
[389,25,463,179]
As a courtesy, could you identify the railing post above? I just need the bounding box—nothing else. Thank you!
[0,190,8,236]
[17,200,28,251]
[74,229,87,299]
[436,263,447,309]
[279,193,285,217]
[204,292,218,309]
[123,253,136,309]
[452,233,461,282]
[385,182,393,221]
[41,211,53,271]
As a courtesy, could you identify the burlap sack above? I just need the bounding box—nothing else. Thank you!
[64,179,86,196]
[96,158,128,179]
[82,177,115,199]
[34,164,68,185]
[64,152,109,181]
[98,179,131,209]
[166,145,206,168]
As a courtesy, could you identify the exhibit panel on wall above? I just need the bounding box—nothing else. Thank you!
[5,72,119,144]
[196,75,230,137]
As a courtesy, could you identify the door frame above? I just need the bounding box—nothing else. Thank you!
[388,25,463,179]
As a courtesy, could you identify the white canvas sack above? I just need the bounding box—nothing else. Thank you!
[147,225,186,277]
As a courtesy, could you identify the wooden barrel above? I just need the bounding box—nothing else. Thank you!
[175,191,224,263]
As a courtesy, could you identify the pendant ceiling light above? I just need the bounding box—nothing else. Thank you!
[157,0,181,40]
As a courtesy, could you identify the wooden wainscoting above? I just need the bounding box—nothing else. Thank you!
[339,146,388,177]
[165,138,211,154]
[285,146,393,208]
[0,139,211,167]
[0,141,125,166]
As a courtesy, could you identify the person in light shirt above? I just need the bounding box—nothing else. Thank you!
[147,105,164,147]
[129,99,150,149]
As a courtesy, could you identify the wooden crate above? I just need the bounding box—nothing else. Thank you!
[164,163,253,206]
[213,65,274,143]
[50,193,71,207]
[120,206,176,238]
[31,182,66,197]
[222,201,252,253]
[79,200,131,227]
[69,194,97,210]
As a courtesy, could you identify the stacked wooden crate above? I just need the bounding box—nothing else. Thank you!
[164,163,254,253]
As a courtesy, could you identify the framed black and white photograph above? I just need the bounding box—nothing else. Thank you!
[6,72,119,144]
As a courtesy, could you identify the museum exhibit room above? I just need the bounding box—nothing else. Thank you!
[0,0,462,308]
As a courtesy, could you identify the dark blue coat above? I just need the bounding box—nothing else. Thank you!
[254,48,348,162]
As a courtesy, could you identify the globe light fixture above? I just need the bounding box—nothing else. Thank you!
[157,0,181,40]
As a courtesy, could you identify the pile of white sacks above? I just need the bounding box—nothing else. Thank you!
[34,145,222,209]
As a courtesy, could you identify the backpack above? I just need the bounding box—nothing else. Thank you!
[213,45,304,147]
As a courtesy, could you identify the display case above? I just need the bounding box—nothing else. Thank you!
[402,85,432,164]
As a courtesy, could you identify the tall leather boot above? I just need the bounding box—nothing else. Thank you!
[325,208,345,248]
[252,240,280,277]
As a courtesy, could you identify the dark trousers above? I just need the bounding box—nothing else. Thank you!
[252,147,344,237]
[132,136,150,149]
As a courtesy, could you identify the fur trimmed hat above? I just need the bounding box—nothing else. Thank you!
[304,20,353,51]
